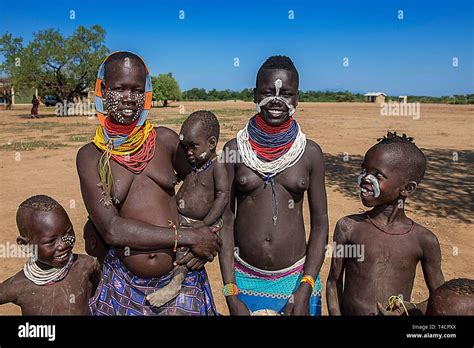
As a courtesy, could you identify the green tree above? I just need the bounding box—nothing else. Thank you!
[0,25,109,106]
[152,73,182,107]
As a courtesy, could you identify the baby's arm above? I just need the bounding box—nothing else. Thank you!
[201,160,229,227]
[326,218,349,315]
[0,275,18,306]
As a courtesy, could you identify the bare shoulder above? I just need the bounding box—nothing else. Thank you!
[335,214,366,237]
[155,125,178,138]
[5,270,27,284]
[221,139,238,170]
[213,156,227,173]
[306,139,323,155]
[1,270,29,296]
[412,222,440,248]
[155,126,179,152]
[74,254,100,272]
[156,126,178,143]
[76,142,99,164]
[305,139,324,165]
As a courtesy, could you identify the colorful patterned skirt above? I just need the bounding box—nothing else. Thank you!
[234,251,322,315]
[89,249,218,316]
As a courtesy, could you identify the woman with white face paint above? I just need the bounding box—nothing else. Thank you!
[219,56,329,316]
[78,51,221,316]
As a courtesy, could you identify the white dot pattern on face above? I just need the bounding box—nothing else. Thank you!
[62,234,76,247]
[105,89,146,124]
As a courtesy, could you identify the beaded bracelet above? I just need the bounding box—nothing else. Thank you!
[168,219,179,252]
[222,283,239,297]
[301,275,315,290]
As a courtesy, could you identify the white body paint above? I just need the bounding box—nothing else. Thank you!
[357,170,381,198]
[256,78,296,116]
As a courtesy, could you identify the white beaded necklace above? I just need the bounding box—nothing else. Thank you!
[236,116,306,225]
[236,120,306,178]
[23,253,74,286]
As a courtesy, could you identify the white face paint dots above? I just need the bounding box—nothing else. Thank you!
[256,78,296,117]
[105,89,145,124]
[357,169,381,198]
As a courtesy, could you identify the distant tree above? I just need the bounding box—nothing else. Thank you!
[0,25,109,108]
[152,73,182,107]
[183,88,207,101]
[240,88,253,101]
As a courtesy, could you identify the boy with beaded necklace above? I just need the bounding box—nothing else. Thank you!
[0,195,101,315]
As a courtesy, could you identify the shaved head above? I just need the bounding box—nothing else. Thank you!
[16,195,64,239]
[103,52,146,84]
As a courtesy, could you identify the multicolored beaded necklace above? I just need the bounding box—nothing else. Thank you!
[237,114,306,225]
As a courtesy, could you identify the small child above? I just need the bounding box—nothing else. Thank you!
[83,217,109,265]
[0,195,101,315]
[326,132,445,315]
[426,278,474,315]
[147,110,228,307]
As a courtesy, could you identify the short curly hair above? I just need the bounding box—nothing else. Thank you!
[256,55,299,87]
[181,110,220,142]
[372,131,427,184]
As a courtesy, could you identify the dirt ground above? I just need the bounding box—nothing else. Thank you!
[0,101,472,315]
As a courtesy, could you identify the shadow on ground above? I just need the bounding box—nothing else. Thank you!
[324,148,473,223]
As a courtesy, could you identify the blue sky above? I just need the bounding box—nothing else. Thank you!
[1,0,472,96]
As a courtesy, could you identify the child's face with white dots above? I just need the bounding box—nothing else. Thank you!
[103,57,146,125]
[28,207,76,268]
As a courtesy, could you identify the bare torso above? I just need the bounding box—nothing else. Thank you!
[7,254,99,315]
[176,164,216,221]
[229,139,315,270]
[81,127,180,278]
[341,214,426,315]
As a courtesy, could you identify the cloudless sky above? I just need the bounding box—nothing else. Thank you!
[0,0,472,96]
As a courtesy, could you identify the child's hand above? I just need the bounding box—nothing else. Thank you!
[377,300,414,316]
[377,302,402,316]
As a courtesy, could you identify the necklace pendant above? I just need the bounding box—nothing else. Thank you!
[273,215,277,225]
